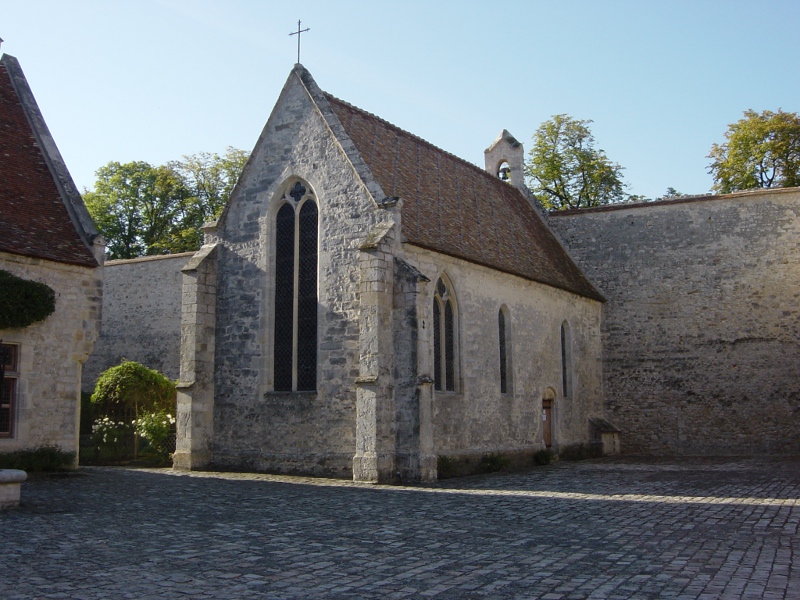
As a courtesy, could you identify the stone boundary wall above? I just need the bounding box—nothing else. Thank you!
[550,188,800,454]
[81,253,193,392]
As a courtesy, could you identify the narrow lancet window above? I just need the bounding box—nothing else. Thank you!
[433,277,457,392]
[273,204,295,391]
[499,309,508,394]
[296,200,318,391]
[561,321,572,398]
[273,180,318,392]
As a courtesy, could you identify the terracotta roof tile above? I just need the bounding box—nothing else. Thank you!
[324,94,601,300]
[0,58,97,267]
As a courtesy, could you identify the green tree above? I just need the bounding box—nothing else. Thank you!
[91,360,176,417]
[708,109,800,193]
[84,161,192,259]
[84,148,248,260]
[169,147,249,250]
[525,114,627,210]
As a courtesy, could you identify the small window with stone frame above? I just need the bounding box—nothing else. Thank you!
[0,343,19,437]
[560,321,573,398]
[433,276,458,392]
[499,306,513,394]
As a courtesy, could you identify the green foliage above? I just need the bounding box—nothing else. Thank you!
[91,416,134,457]
[533,449,554,465]
[84,148,248,260]
[91,360,176,415]
[168,147,249,250]
[708,109,800,193]
[86,361,176,465]
[526,114,627,210]
[437,455,458,479]
[0,446,75,472]
[0,270,56,329]
[134,409,176,462]
[658,187,686,200]
[479,453,510,473]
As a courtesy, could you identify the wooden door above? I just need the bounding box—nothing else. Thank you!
[542,398,553,448]
[542,397,553,448]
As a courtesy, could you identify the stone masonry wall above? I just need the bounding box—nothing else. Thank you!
[82,252,192,392]
[208,73,395,476]
[0,251,101,459]
[550,188,800,454]
[404,245,604,458]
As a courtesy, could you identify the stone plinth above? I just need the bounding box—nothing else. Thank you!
[0,469,27,509]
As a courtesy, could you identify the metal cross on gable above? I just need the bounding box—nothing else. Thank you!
[289,20,310,64]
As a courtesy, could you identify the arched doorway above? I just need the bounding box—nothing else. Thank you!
[542,388,556,448]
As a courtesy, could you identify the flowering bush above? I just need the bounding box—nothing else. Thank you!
[133,410,176,458]
[92,417,133,456]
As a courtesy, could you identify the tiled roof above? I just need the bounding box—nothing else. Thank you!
[0,56,97,267]
[324,94,602,301]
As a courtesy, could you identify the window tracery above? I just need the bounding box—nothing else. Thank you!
[433,277,457,392]
[273,180,318,392]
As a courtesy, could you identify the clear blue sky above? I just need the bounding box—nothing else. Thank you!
[2,0,799,199]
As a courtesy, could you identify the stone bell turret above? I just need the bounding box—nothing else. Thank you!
[484,129,525,190]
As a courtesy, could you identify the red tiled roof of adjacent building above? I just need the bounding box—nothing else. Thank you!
[0,56,97,267]
[324,94,602,301]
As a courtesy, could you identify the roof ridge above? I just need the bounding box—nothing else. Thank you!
[322,92,523,196]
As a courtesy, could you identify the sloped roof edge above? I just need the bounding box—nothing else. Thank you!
[2,54,99,262]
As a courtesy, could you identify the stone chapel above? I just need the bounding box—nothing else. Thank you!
[171,65,606,482]
[85,64,800,480]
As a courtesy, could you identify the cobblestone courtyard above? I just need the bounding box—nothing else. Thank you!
[2,456,799,599]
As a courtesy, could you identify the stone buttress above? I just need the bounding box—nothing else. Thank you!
[173,243,217,469]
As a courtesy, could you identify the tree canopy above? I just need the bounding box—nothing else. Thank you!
[525,114,627,210]
[84,147,248,259]
[91,360,176,416]
[708,109,800,194]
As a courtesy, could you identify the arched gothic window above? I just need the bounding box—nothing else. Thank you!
[560,320,573,398]
[273,180,318,392]
[433,277,457,392]
[499,307,512,394]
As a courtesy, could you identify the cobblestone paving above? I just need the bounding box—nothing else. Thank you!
[2,456,800,599]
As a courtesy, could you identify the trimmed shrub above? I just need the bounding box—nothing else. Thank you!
[85,360,177,465]
[533,449,554,465]
[0,270,56,329]
[0,446,75,472]
[480,453,510,473]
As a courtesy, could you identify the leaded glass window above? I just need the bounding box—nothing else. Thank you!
[433,277,456,392]
[499,309,508,394]
[0,343,18,437]
[561,321,572,398]
[273,181,318,392]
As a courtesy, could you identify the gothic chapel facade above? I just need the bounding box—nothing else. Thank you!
[172,65,605,482]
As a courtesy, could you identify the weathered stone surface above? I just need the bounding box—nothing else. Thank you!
[4,457,800,597]
[405,246,604,460]
[0,251,101,464]
[0,469,26,509]
[82,252,192,391]
[551,188,800,454]
[173,244,218,470]
[206,67,395,478]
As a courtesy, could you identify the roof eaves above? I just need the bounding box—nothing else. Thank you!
[2,54,99,265]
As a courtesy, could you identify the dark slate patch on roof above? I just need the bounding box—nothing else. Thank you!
[0,57,97,267]
[324,94,601,301]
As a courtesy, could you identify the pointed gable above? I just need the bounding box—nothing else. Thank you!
[0,54,98,267]
[324,94,602,301]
